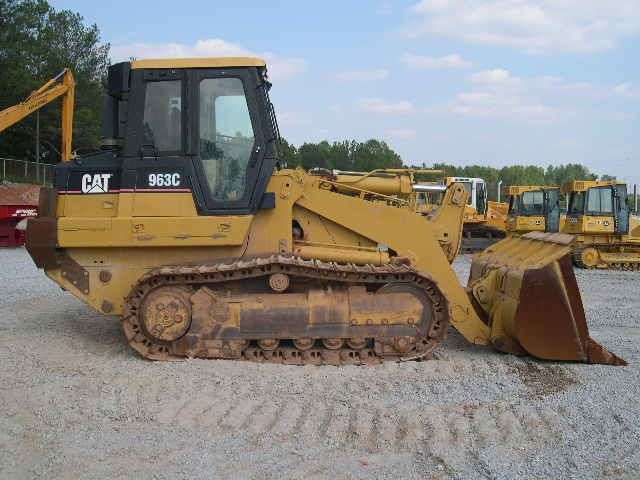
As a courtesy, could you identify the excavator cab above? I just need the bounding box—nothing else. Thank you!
[24,58,624,366]
[506,186,562,234]
[446,176,486,215]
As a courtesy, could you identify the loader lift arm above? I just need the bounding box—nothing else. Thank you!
[0,68,75,162]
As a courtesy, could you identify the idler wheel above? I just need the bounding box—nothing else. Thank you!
[322,338,344,350]
[140,287,192,342]
[293,338,315,351]
[580,247,600,268]
[393,336,415,354]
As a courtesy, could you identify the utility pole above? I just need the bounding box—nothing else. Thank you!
[35,110,40,182]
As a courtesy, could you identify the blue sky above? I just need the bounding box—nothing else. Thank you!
[52,0,640,186]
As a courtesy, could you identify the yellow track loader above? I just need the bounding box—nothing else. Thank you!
[563,180,640,270]
[505,185,565,234]
[23,58,624,365]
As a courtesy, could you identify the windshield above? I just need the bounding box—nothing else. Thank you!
[586,186,613,214]
[460,182,472,206]
[519,191,544,215]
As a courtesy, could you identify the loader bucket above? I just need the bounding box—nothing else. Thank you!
[468,232,626,365]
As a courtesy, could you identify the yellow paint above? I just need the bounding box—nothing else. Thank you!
[131,57,266,69]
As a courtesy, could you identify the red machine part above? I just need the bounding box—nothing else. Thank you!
[0,205,38,247]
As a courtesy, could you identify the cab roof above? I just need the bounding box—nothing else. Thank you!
[561,179,623,193]
[505,185,559,195]
[130,57,267,70]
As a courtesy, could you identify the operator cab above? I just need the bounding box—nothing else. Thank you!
[564,181,629,235]
[506,186,561,233]
[59,57,279,216]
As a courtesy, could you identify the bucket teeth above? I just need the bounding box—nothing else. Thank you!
[468,232,626,366]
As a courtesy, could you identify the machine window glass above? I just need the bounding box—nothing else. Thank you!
[569,192,586,214]
[461,182,472,206]
[199,78,255,201]
[520,191,544,215]
[143,80,182,151]
[587,186,613,214]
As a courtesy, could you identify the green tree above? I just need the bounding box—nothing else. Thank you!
[276,137,299,167]
[429,162,607,201]
[544,164,597,185]
[0,0,109,162]
[281,137,403,171]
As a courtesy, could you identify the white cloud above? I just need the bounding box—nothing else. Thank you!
[448,90,558,120]
[334,69,389,81]
[470,68,519,85]
[110,38,306,81]
[385,128,418,140]
[401,53,472,69]
[613,83,640,98]
[443,68,580,121]
[406,0,640,54]
[359,98,415,114]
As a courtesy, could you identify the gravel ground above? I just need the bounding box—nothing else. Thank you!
[1,248,638,480]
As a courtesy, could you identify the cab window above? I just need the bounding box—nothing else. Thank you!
[143,80,182,151]
[586,186,613,214]
[199,78,255,202]
[520,191,544,215]
[569,191,586,214]
[460,182,472,206]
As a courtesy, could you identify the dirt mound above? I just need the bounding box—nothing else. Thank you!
[0,182,40,206]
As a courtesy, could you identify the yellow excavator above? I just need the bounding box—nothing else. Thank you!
[562,180,640,269]
[23,58,624,365]
[444,176,508,252]
[505,185,564,234]
[0,68,75,161]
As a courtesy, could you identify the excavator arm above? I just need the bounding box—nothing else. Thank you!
[0,68,75,162]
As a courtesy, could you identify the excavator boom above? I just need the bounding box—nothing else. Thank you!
[0,68,75,162]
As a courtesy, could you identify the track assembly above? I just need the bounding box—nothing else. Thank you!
[122,255,449,365]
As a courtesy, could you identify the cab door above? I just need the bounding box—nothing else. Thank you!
[544,189,561,233]
[190,68,269,215]
[614,184,630,234]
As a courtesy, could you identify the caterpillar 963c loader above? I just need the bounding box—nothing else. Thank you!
[563,180,640,270]
[24,58,624,365]
[505,185,564,235]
